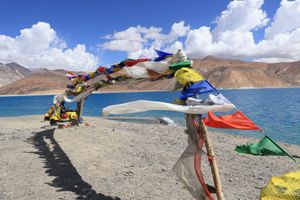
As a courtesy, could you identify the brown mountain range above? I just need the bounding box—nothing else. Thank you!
[0,62,32,87]
[0,70,68,95]
[0,56,299,95]
[192,56,296,88]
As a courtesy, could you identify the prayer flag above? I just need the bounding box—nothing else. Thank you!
[175,68,205,85]
[66,72,77,79]
[180,80,217,100]
[235,136,286,156]
[261,169,300,200]
[203,111,262,131]
[169,61,192,72]
[154,50,173,61]
[124,58,150,67]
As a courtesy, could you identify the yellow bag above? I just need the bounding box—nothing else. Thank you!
[174,67,205,85]
[260,169,300,200]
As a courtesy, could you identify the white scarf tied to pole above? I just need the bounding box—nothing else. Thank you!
[102,100,235,116]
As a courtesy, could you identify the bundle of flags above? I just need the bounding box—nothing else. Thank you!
[70,49,293,160]
[167,52,294,160]
[65,67,106,82]
[97,49,296,200]
[103,49,190,80]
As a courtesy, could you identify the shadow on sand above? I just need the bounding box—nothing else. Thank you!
[28,128,121,200]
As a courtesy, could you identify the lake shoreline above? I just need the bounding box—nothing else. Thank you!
[0,86,300,97]
[0,88,299,146]
[0,114,299,147]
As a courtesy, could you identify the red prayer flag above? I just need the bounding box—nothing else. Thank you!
[203,111,262,131]
[124,58,150,67]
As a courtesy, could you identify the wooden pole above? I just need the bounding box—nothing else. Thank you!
[197,116,225,200]
[77,99,85,120]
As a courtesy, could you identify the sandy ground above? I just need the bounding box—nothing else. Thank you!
[0,115,299,200]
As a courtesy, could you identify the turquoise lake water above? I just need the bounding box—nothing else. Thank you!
[0,88,299,145]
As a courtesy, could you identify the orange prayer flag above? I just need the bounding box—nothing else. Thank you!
[203,111,262,131]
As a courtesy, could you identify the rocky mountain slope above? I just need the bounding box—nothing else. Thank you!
[0,62,32,87]
[266,61,300,85]
[191,57,293,88]
[0,70,68,95]
[0,56,299,95]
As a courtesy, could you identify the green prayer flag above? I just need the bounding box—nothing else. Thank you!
[169,61,192,71]
[235,136,295,161]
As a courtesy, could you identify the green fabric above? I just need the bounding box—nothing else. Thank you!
[169,61,192,71]
[235,136,294,161]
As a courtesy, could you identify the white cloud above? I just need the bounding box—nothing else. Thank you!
[166,21,190,43]
[103,39,143,52]
[185,0,300,62]
[142,27,163,40]
[213,0,268,34]
[264,0,300,39]
[109,26,146,42]
[103,25,160,52]
[128,48,157,59]
[255,28,300,61]
[184,26,214,57]
[183,0,267,58]
[0,22,98,71]
[3,1,299,70]
[100,0,300,63]
[164,41,184,54]
[102,21,190,58]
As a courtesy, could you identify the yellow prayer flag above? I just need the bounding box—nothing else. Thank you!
[174,67,205,85]
[260,169,300,200]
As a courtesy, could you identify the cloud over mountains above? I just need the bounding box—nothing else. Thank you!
[0,22,98,71]
[0,0,300,71]
[103,0,300,63]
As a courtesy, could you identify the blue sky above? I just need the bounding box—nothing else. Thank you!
[1,0,227,41]
[0,0,299,70]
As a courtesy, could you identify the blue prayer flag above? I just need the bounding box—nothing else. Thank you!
[154,49,173,61]
[106,66,115,74]
[180,80,217,100]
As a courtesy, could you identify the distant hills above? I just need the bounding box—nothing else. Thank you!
[0,56,299,95]
[0,69,68,95]
[192,56,299,88]
[0,62,32,87]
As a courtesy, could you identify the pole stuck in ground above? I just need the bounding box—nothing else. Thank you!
[186,114,225,200]
[197,115,225,200]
